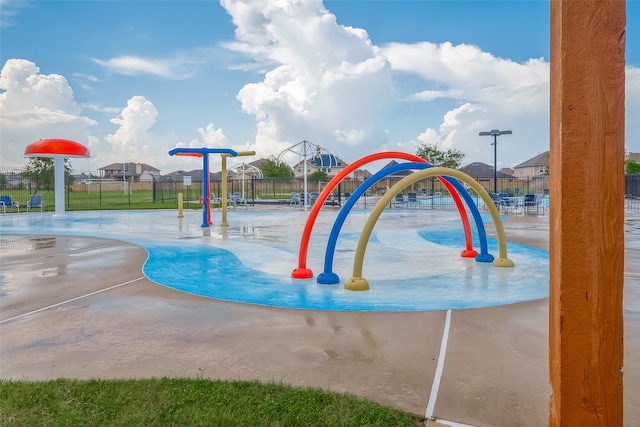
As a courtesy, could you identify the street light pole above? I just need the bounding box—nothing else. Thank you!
[479,129,512,194]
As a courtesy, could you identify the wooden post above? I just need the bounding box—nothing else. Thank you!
[549,0,625,425]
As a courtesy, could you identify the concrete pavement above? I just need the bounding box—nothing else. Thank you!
[1,212,639,426]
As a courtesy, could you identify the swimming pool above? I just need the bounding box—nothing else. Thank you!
[0,209,549,311]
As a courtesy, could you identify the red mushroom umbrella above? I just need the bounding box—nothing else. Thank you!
[24,138,91,218]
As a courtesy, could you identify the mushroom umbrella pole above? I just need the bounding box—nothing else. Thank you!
[24,139,91,219]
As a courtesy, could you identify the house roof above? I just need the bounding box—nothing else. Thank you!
[164,169,222,182]
[352,168,372,179]
[380,160,413,176]
[310,154,344,167]
[626,152,640,162]
[499,167,515,176]
[459,162,513,179]
[293,154,347,168]
[247,158,269,169]
[513,151,550,169]
[99,162,160,173]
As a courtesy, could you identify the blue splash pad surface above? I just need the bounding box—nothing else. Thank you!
[0,209,549,311]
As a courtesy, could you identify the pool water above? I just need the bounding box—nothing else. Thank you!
[0,209,549,311]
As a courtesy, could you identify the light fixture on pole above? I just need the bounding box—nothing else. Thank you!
[479,129,512,194]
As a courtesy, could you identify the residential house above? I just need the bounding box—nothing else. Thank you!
[375,160,419,193]
[513,151,550,178]
[499,167,515,176]
[0,170,29,190]
[291,153,348,178]
[460,162,514,179]
[164,169,222,183]
[99,162,161,182]
[458,161,517,194]
[626,152,640,163]
[73,172,93,184]
[351,168,372,181]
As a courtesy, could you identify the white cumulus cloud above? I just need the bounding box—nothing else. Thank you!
[0,59,97,166]
[380,41,551,167]
[221,0,394,162]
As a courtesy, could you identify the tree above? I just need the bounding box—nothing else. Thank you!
[626,159,640,174]
[415,142,465,169]
[260,156,294,178]
[309,171,327,180]
[21,157,74,194]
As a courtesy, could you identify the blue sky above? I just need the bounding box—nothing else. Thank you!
[1,0,639,174]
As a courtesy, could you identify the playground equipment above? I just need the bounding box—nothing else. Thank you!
[219,153,257,225]
[168,147,255,229]
[291,151,475,279]
[234,162,263,201]
[24,138,90,219]
[316,162,492,285]
[345,167,514,291]
[277,140,338,210]
[177,193,185,218]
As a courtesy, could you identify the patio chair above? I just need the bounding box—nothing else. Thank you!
[210,193,222,209]
[407,192,417,205]
[394,192,404,207]
[323,194,339,207]
[309,192,319,205]
[232,192,243,205]
[228,192,244,209]
[491,193,509,211]
[499,193,514,209]
[523,193,543,214]
[290,192,300,206]
[27,194,44,212]
[0,195,19,213]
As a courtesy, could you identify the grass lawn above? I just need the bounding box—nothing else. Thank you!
[0,378,422,426]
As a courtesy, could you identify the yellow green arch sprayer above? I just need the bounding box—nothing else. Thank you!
[345,167,515,291]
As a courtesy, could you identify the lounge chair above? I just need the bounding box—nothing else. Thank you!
[27,194,44,212]
[0,195,19,213]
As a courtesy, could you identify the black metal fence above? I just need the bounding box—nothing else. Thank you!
[1,166,639,213]
[627,173,640,198]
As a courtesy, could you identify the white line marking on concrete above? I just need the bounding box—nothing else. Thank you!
[436,420,476,427]
[426,309,452,418]
[0,277,145,325]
